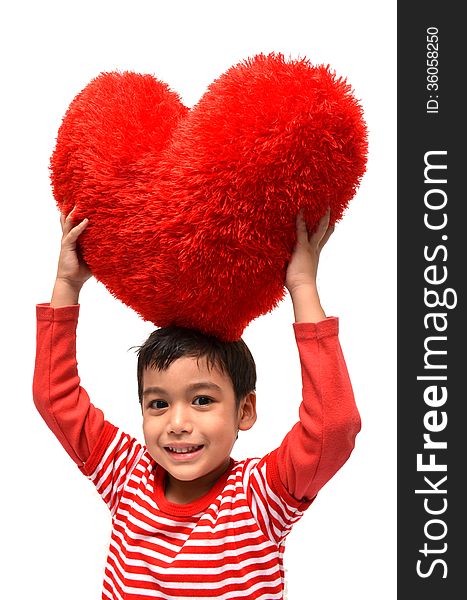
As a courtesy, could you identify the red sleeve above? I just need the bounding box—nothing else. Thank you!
[32,303,115,467]
[274,317,361,502]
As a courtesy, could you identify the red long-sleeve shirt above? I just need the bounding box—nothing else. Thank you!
[33,303,360,600]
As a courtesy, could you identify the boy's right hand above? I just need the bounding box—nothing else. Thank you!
[50,208,91,307]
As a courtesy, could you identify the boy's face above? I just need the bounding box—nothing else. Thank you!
[141,355,256,501]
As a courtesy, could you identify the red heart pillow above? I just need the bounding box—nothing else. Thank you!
[50,52,367,340]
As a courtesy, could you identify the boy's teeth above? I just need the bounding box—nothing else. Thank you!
[168,446,201,454]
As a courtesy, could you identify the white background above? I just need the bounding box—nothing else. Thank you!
[0,1,396,598]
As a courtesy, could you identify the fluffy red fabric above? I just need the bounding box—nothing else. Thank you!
[50,53,367,340]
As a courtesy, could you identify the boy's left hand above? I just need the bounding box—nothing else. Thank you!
[285,208,334,294]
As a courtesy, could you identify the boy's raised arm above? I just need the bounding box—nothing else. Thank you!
[272,209,361,502]
[33,209,112,467]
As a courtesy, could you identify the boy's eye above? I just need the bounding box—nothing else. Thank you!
[150,400,168,410]
[193,396,212,406]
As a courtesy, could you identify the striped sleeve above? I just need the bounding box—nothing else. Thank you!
[82,427,147,516]
[243,318,361,545]
[33,302,146,516]
[243,453,312,546]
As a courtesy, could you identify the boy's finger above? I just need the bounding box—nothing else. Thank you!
[319,224,335,249]
[310,208,331,244]
[320,207,331,229]
[295,209,309,242]
[63,218,89,244]
[62,206,84,234]
[65,206,78,221]
[71,218,89,235]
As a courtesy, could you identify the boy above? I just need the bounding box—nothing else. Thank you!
[33,207,361,600]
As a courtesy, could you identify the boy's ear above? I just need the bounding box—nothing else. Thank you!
[238,392,257,431]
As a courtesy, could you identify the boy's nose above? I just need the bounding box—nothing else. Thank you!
[167,405,193,434]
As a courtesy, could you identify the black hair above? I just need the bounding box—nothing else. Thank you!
[135,325,256,406]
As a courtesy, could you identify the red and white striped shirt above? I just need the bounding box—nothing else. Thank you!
[33,304,360,599]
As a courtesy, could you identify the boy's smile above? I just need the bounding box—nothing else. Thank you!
[142,355,256,504]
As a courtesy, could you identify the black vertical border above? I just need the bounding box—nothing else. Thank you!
[398,4,465,598]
